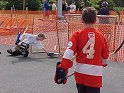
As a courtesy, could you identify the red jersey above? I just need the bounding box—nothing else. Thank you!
[60,28,109,88]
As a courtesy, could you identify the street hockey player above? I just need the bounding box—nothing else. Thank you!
[7,33,48,57]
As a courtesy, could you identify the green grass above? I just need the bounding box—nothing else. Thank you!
[113,7,124,11]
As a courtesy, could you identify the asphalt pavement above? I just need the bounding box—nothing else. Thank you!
[0,44,124,93]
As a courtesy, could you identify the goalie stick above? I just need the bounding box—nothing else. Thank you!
[66,39,124,78]
[109,39,124,56]
[23,24,30,35]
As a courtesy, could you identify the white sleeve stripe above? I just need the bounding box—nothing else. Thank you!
[75,63,103,76]
[63,49,74,61]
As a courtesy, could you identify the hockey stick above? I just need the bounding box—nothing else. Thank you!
[66,72,74,78]
[109,39,124,56]
[22,24,30,35]
[67,39,124,78]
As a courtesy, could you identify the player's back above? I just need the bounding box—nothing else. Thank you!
[74,28,108,65]
[68,27,109,87]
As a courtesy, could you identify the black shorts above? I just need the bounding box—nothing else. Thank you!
[76,83,100,93]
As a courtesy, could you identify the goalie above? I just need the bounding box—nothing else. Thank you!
[7,33,48,57]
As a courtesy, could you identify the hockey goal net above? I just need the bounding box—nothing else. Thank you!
[31,18,69,55]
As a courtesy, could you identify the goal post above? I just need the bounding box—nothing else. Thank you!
[64,14,119,24]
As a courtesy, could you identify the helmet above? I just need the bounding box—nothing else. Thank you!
[102,1,108,7]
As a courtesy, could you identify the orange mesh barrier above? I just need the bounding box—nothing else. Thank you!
[0,15,33,35]
[0,16,33,45]
[0,10,58,20]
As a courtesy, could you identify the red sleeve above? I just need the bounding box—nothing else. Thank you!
[60,32,78,69]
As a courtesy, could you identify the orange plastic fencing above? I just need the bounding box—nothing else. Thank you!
[0,15,33,35]
[0,10,58,20]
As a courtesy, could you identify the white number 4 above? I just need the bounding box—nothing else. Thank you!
[82,32,95,59]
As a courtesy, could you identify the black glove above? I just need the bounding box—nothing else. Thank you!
[47,52,55,57]
[54,62,68,84]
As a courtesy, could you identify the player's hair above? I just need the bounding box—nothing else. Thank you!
[38,33,46,39]
[82,7,96,24]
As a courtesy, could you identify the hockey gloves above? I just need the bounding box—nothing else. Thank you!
[47,52,55,57]
[54,62,68,84]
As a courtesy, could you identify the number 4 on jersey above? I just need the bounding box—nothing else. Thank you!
[82,32,95,59]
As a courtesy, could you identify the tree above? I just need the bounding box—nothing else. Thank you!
[113,0,124,7]
[86,0,101,10]
[6,0,23,10]
[26,0,41,10]
[6,0,41,10]
[0,0,8,10]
